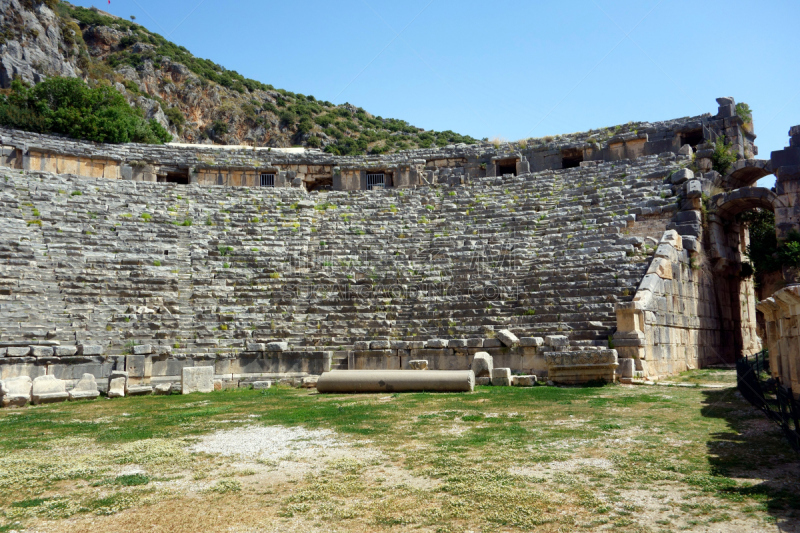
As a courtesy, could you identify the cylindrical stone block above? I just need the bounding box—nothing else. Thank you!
[316,370,474,393]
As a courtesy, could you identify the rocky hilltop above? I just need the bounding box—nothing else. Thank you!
[0,0,476,152]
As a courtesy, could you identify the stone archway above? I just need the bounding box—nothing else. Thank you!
[707,187,786,360]
[710,186,781,218]
[720,159,772,189]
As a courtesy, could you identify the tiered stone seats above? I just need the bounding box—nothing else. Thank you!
[0,152,685,357]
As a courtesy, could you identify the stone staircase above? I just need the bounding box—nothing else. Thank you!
[0,152,686,358]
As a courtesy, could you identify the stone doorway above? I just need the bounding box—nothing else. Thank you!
[495,159,517,176]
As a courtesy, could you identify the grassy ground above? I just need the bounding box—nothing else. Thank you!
[0,370,797,532]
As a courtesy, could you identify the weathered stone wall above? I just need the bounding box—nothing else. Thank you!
[0,97,778,396]
[0,98,742,192]
[752,125,800,397]
[614,228,761,381]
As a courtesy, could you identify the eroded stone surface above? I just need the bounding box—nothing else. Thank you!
[68,373,100,400]
[182,366,214,394]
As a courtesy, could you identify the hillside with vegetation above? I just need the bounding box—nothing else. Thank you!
[0,0,477,152]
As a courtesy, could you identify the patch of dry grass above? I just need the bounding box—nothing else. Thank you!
[0,373,797,532]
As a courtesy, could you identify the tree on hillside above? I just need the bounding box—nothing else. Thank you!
[0,77,171,144]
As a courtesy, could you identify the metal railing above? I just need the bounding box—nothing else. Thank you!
[736,350,800,452]
[366,173,385,190]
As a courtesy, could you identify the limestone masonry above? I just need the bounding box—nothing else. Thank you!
[1,96,799,404]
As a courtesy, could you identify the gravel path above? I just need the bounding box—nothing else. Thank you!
[190,425,344,460]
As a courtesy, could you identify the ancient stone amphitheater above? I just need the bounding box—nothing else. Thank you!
[2,96,800,401]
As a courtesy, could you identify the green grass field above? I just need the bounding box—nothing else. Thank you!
[0,370,797,532]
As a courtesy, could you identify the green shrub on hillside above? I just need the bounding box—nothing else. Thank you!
[0,77,171,144]
[51,2,477,153]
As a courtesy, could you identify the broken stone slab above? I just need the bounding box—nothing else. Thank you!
[182,366,214,394]
[68,373,100,400]
[519,337,544,347]
[132,344,153,355]
[153,383,172,395]
[475,377,491,386]
[252,380,272,390]
[108,370,128,387]
[465,338,484,348]
[619,358,635,378]
[483,339,502,348]
[496,329,519,347]
[512,375,537,387]
[427,339,448,348]
[108,377,126,398]
[0,376,32,407]
[6,347,31,357]
[54,346,78,357]
[127,385,153,396]
[491,368,512,387]
[370,340,390,350]
[301,376,318,389]
[31,375,69,405]
[471,352,493,378]
[409,360,428,370]
[266,342,288,352]
[246,343,266,352]
[78,344,103,356]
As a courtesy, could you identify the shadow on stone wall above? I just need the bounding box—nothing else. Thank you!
[699,388,800,528]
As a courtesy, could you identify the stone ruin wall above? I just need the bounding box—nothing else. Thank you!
[0,101,756,191]
[0,97,784,404]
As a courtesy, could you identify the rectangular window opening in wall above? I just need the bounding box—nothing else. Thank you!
[496,159,517,176]
[561,149,583,169]
[260,173,275,187]
[680,129,704,149]
[367,173,385,190]
[166,171,189,184]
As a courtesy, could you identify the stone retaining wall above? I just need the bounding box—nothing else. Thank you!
[0,98,753,191]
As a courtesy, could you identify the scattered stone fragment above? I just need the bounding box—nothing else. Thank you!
[409,360,428,370]
[0,376,32,407]
[471,352,493,378]
[31,375,69,405]
[491,368,512,387]
[513,375,537,387]
[496,329,519,347]
[182,366,214,394]
[154,383,173,395]
[108,377,126,398]
[68,373,100,400]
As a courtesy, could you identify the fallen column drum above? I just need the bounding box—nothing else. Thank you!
[316,370,475,393]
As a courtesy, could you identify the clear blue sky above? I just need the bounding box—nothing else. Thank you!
[78,0,797,188]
